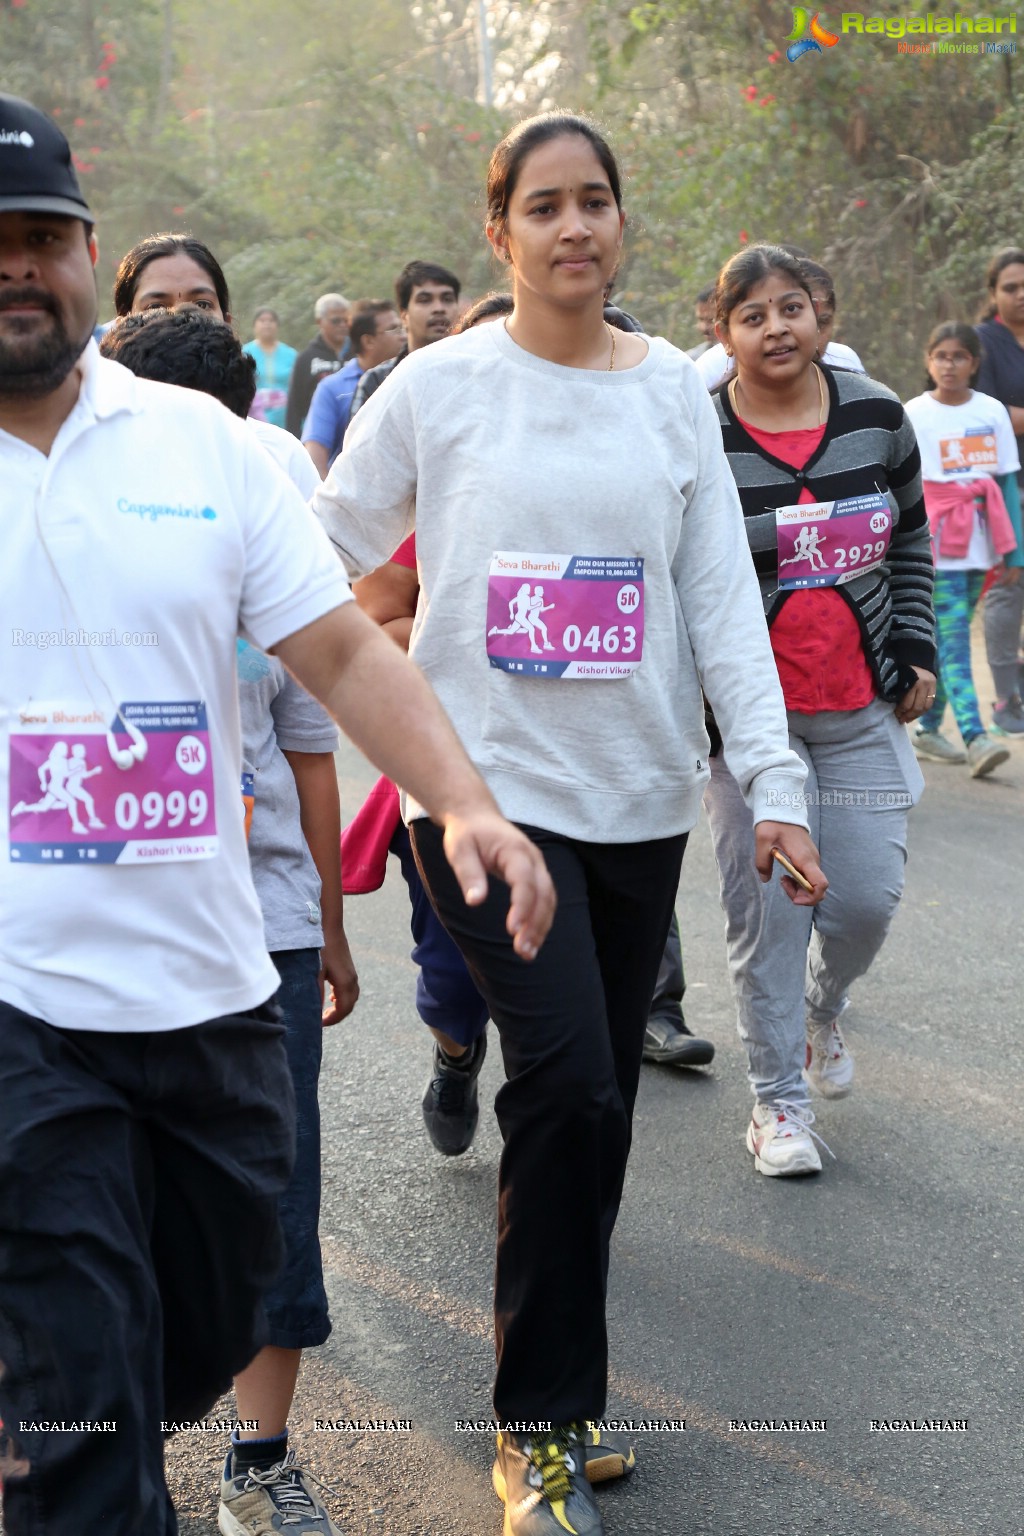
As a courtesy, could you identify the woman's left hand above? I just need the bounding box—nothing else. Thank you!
[895,666,938,724]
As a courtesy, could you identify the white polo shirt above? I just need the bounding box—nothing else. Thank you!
[1,343,351,1032]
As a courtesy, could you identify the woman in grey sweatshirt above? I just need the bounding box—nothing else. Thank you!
[315,113,823,1536]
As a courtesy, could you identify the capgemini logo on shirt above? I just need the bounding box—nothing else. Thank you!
[117,498,218,523]
[0,130,35,147]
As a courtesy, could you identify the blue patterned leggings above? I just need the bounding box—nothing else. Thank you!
[919,570,986,743]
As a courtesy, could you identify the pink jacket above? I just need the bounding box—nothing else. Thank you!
[339,775,401,895]
[923,477,1017,560]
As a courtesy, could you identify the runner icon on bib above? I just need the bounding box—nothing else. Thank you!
[775,493,892,591]
[486,553,644,678]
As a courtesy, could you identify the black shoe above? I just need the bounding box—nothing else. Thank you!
[492,1425,604,1536]
[643,1014,715,1067]
[581,1422,636,1483]
[421,1031,487,1155]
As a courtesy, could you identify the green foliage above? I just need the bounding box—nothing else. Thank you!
[3,0,1019,392]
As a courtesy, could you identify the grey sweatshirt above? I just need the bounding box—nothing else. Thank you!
[314,322,808,842]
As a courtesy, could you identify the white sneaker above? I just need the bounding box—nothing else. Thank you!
[804,1014,855,1099]
[967,734,1010,778]
[911,727,966,764]
[746,1101,826,1177]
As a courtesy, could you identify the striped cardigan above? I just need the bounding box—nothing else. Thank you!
[712,366,936,702]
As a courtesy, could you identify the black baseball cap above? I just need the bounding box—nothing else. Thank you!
[0,93,92,221]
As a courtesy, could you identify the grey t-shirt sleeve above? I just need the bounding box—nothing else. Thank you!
[271,668,340,755]
[239,649,337,951]
[313,365,418,579]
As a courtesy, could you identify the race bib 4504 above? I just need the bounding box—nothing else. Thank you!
[486,553,644,679]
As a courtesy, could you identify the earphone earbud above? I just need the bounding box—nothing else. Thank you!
[32,498,151,773]
[105,718,148,770]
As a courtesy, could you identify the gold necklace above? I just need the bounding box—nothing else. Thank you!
[813,362,827,424]
[729,363,827,425]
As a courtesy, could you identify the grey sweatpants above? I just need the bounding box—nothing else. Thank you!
[983,578,1024,701]
[703,699,924,1108]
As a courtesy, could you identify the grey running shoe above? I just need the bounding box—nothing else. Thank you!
[990,697,1024,735]
[911,727,966,764]
[643,1015,715,1067]
[492,1425,604,1536]
[218,1450,341,1535]
[967,734,1011,778]
[421,1030,487,1156]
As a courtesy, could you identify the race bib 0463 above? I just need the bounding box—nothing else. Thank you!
[486,553,644,679]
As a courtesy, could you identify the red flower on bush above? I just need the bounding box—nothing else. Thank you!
[743,84,758,101]
[739,230,749,243]
[759,95,776,106]
[854,199,868,208]
[94,76,110,90]
[465,130,481,143]
[768,50,781,63]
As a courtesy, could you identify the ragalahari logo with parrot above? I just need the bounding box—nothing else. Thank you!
[787,8,840,60]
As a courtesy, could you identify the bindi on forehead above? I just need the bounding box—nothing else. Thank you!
[138,281,216,300]
[523,180,609,199]
[738,289,805,313]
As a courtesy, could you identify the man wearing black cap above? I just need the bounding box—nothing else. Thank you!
[0,95,554,1536]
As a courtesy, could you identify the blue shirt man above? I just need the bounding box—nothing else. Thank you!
[303,300,402,476]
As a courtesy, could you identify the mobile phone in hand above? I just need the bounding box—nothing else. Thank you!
[771,846,814,894]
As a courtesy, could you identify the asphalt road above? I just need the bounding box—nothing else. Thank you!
[167,717,1023,1536]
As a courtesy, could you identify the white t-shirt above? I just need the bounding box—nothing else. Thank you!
[1,343,352,1032]
[904,390,1020,570]
[248,416,321,497]
[695,338,865,389]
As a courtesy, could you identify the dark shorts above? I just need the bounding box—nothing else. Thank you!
[0,996,294,1536]
[264,947,331,1349]
[389,821,489,1047]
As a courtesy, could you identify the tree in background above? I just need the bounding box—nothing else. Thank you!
[3,0,1020,390]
